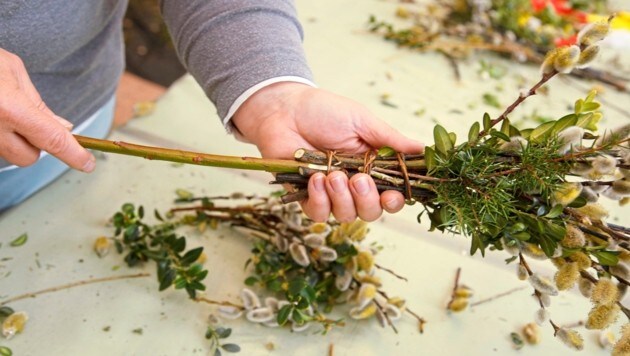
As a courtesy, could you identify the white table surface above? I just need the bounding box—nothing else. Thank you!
[1,1,629,355]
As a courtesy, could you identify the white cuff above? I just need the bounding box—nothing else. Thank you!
[222,76,317,133]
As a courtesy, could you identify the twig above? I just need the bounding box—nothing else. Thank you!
[76,135,306,173]
[0,273,150,306]
[375,263,408,282]
[479,70,558,137]
[329,343,334,356]
[374,299,398,334]
[446,267,462,310]
[195,297,245,310]
[469,286,529,307]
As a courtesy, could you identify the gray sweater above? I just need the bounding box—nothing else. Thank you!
[0,0,313,169]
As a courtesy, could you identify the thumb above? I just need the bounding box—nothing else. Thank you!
[359,117,424,154]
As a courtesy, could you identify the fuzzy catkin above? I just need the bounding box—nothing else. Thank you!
[578,278,593,298]
[613,324,630,356]
[561,225,586,248]
[556,328,584,351]
[591,278,619,305]
[568,251,592,270]
[555,262,580,290]
[529,274,559,296]
[586,303,620,330]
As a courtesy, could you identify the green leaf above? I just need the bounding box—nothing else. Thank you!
[377,146,396,157]
[424,146,436,172]
[215,327,232,339]
[538,234,558,257]
[500,118,511,136]
[138,206,145,219]
[575,112,601,131]
[172,236,186,253]
[277,305,293,326]
[244,276,258,286]
[512,232,531,241]
[544,204,564,219]
[300,285,316,304]
[470,234,484,256]
[288,277,308,297]
[592,250,619,266]
[122,203,135,214]
[567,195,587,208]
[519,128,533,140]
[158,269,176,291]
[175,189,193,201]
[468,122,480,142]
[483,113,492,132]
[582,101,601,112]
[490,130,510,142]
[448,132,457,146]
[433,125,453,156]
[9,233,28,247]
[0,306,14,318]
[266,277,283,292]
[551,114,577,135]
[574,98,584,114]
[221,344,241,353]
[529,121,555,143]
[180,247,204,266]
[154,209,164,222]
[0,346,12,356]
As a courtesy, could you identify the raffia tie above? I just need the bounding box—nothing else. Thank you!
[396,152,413,201]
[326,150,337,175]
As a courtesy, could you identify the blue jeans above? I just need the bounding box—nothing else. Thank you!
[0,96,116,212]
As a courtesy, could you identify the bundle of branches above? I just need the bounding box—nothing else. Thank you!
[78,18,630,352]
[368,0,629,91]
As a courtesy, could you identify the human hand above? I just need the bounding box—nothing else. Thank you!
[0,48,95,171]
[232,82,423,222]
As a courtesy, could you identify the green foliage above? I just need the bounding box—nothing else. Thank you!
[9,233,27,247]
[205,326,240,355]
[110,203,208,299]
[420,90,617,260]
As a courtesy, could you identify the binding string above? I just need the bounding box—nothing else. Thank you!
[396,152,413,201]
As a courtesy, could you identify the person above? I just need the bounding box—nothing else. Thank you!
[0,0,423,221]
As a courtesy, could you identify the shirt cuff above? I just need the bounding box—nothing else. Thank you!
[222,76,317,133]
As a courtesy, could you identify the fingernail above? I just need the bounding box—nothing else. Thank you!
[352,176,370,196]
[313,175,325,193]
[330,175,346,193]
[55,115,74,130]
[82,155,96,173]
[384,198,399,211]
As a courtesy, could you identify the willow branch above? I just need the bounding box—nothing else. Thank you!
[0,273,150,306]
[76,135,306,173]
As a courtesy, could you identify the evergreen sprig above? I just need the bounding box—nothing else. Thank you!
[109,203,208,299]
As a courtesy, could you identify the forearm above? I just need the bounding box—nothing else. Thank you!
[160,0,314,126]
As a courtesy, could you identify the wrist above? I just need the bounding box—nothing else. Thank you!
[231,82,312,143]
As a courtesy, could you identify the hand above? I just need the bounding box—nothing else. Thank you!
[232,82,423,222]
[0,48,95,171]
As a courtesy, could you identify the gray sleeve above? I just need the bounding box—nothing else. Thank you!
[160,0,314,121]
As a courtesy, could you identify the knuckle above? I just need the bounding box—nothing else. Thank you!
[44,130,70,155]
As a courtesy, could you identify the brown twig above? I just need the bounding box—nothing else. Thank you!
[375,263,408,282]
[195,297,245,310]
[469,286,529,307]
[0,273,150,306]
[446,267,462,310]
[478,70,558,138]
